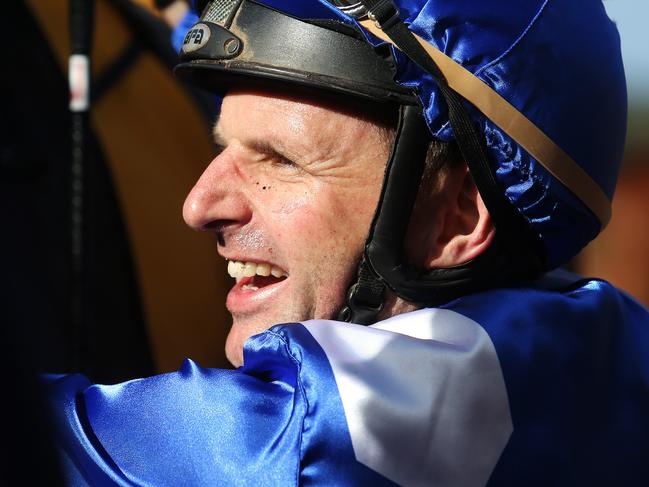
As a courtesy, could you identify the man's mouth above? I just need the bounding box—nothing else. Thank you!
[227,260,288,291]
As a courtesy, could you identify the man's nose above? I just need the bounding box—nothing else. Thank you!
[183,153,251,232]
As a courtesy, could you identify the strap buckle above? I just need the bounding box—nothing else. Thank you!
[365,0,401,30]
[337,258,385,325]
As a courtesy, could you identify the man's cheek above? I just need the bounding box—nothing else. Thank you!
[270,186,318,216]
[272,196,331,237]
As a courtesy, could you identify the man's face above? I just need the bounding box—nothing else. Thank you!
[183,90,390,366]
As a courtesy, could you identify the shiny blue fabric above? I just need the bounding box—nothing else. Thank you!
[444,274,649,485]
[45,327,394,485]
[46,274,649,485]
[45,343,303,485]
[251,0,627,267]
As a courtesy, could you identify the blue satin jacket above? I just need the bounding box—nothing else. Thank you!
[46,271,649,486]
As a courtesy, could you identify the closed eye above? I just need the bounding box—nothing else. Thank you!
[249,140,298,169]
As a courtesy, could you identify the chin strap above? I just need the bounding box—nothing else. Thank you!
[338,104,430,325]
[337,256,385,325]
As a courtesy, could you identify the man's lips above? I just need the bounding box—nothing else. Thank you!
[236,274,286,290]
[225,259,289,314]
[226,272,288,315]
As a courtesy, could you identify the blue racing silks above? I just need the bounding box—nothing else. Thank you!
[45,271,649,486]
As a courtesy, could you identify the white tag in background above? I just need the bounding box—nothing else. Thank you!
[69,54,90,112]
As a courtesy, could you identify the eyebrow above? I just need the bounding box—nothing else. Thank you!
[212,125,296,165]
[249,140,296,166]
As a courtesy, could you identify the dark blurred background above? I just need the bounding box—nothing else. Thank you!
[571,0,649,306]
[1,1,230,482]
[1,0,230,388]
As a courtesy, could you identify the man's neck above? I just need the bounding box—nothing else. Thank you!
[376,291,420,322]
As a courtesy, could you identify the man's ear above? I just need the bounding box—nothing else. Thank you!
[405,163,495,269]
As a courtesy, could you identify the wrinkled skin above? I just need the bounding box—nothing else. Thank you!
[183,90,391,366]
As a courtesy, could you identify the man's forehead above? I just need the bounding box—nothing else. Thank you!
[212,90,387,156]
[219,86,394,126]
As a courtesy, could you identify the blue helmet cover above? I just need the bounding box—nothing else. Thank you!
[207,0,628,268]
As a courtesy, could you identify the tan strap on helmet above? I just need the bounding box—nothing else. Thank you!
[360,19,612,228]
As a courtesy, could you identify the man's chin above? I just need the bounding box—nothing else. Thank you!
[225,302,344,366]
[225,323,250,367]
[224,317,281,367]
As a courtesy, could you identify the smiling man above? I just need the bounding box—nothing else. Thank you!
[183,90,395,366]
[45,0,649,485]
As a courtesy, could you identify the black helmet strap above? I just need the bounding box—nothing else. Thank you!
[338,105,429,325]
[338,0,545,324]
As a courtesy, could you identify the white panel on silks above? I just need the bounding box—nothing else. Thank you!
[302,308,512,487]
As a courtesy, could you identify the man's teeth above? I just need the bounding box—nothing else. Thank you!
[227,260,288,281]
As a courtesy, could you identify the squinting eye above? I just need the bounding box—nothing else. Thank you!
[272,154,297,168]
